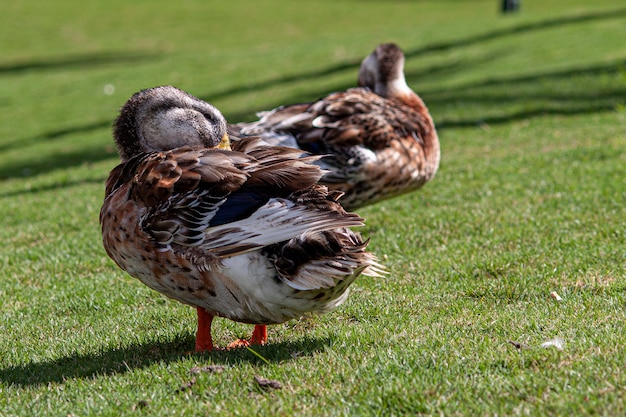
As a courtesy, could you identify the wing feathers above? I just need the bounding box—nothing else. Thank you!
[203,198,364,258]
[127,140,359,262]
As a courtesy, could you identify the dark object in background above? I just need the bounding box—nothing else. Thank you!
[502,0,520,13]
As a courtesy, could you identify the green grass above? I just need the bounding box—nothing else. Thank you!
[1,0,625,415]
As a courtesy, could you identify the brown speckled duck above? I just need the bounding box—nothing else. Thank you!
[100,86,383,351]
[231,43,440,210]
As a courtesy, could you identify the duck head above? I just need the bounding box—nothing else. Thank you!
[358,43,411,99]
[113,86,230,162]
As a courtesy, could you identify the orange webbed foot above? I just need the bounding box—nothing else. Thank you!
[226,324,268,350]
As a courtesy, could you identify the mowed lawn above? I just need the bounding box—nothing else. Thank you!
[1,0,625,415]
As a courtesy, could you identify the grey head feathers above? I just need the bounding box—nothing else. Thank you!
[113,86,227,161]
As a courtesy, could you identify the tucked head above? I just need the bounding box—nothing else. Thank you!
[113,86,230,161]
[357,43,409,98]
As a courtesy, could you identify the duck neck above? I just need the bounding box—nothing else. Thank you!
[401,91,440,180]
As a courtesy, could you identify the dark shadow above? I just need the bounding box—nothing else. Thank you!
[437,104,622,130]
[0,177,106,199]
[0,333,330,387]
[0,120,112,153]
[0,51,159,75]
[0,142,118,181]
[422,59,626,129]
[420,59,626,96]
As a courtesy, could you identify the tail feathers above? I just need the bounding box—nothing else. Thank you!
[275,229,385,291]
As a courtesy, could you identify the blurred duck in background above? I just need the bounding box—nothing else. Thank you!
[231,43,440,210]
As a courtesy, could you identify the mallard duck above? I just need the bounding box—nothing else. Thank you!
[100,86,382,351]
[231,43,440,210]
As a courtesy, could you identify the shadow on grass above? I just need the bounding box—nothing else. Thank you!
[0,120,112,154]
[0,51,159,74]
[424,59,626,129]
[0,177,106,199]
[0,141,118,182]
[0,333,330,387]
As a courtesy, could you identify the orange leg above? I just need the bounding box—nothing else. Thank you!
[250,324,268,346]
[195,307,215,352]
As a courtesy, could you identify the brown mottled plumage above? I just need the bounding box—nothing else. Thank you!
[100,86,383,351]
[231,43,440,210]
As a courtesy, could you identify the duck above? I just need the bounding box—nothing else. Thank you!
[230,43,440,211]
[100,86,383,351]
